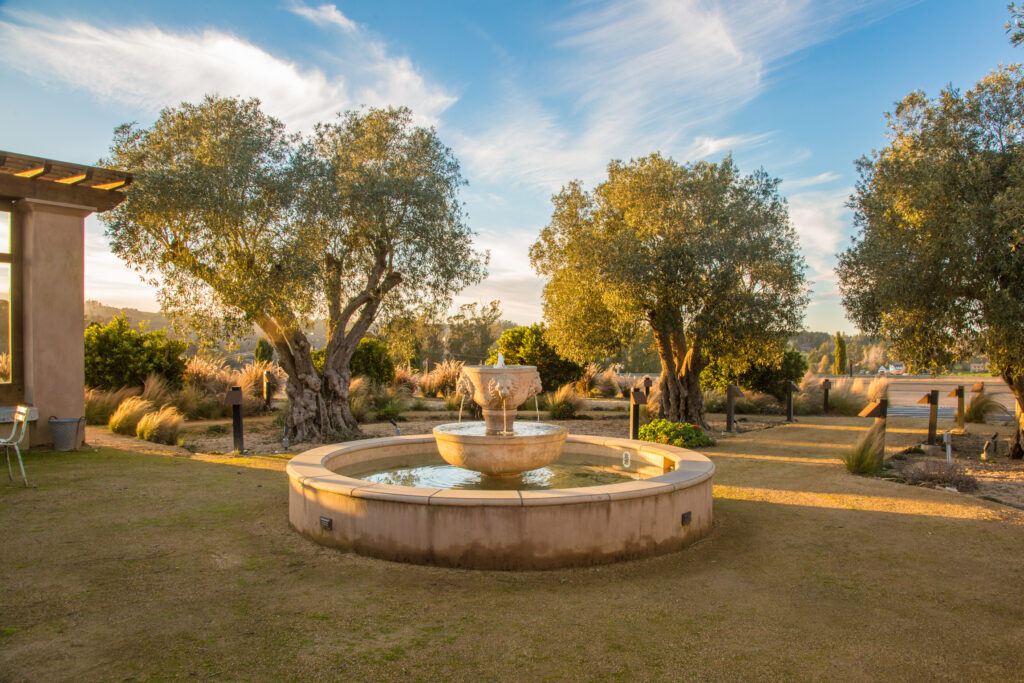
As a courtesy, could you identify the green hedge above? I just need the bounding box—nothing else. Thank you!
[84,315,187,389]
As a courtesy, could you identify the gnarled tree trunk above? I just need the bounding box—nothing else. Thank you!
[650,311,707,428]
[1001,369,1024,460]
[258,315,359,444]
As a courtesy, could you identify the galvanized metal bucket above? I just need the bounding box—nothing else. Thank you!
[49,416,85,451]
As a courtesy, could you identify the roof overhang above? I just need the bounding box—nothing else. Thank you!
[0,150,132,213]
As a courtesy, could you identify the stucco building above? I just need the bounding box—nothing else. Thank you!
[0,151,130,446]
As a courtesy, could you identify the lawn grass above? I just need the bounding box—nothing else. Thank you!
[2,416,1023,679]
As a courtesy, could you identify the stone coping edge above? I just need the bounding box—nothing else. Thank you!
[286,434,714,508]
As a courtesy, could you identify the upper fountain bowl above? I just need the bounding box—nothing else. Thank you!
[458,364,543,434]
[458,365,543,411]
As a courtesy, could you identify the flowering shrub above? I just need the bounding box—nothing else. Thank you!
[638,419,715,448]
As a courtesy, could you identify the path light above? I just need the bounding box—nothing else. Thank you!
[629,388,648,440]
[947,385,965,433]
[917,389,939,444]
[784,380,800,423]
[725,384,744,434]
[224,385,244,453]
[821,378,832,414]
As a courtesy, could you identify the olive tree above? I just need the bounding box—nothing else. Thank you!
[531,154,807,427]
[102,97,486,441]
[837,65,1024,457]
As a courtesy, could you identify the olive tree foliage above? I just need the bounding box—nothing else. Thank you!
[101,96,486,442]
[837,66,1024,457]
[531,154,808,427]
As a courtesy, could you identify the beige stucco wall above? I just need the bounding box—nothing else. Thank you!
[16,199,90,446]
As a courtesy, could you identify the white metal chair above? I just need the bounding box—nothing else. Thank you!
[2,405,31,487]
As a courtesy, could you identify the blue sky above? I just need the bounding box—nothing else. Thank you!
[0,0,1017,333]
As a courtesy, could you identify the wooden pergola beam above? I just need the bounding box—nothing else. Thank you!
[0,173,127,212]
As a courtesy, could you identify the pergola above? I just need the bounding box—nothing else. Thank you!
[0,151,131,446]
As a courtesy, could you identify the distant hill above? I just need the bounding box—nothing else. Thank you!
[85,301,172,332]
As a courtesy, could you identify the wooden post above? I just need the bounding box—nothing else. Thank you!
[725,384,744,434]
[821,378,832,414]
[225,386,244,453]
[262,371,272,411]
[917,389,939,444]
[629,389,648,440]
[848,359,853,378]
[948,385,965,433]
[784,380,800,423]
[859,398,889,454]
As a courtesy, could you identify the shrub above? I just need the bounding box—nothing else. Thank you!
[703,388,725,413]
[866,377,889,400]
[183,356,233,395]
[235,360,284,414]
[85,315,187,390]
[350,338,396,386]
[735,391,782,415]
[843,421,885,474]
[312,338,395,386]
[136,406,184,444]
[84,387,140,425]
[904,461,978,491]
[392,364,420,394]
[965,392,1008,423]
[828,379,870,416]
[701,348,808,400]
[442,391,462,412]
[173,384,229,420]
[373,396,405,422]
[638,419,716,448]
[615,373,634,399]
[420,359,463,397]
[109,396,154,435]
[487,323,582,391]
[641,379,663,420]
[140,373,172,407]
[575,363,617,398]
[254,338,275,363]
[547,383,584,420]
[348,376,375,423]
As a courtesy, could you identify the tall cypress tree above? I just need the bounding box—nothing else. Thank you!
[833,333,847,376]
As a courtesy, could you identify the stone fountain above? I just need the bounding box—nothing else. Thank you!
[432,357,568,478]
[287,355,715,569]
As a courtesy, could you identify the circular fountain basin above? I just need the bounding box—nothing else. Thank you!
[287,435,714,570]
[433,421,567,477]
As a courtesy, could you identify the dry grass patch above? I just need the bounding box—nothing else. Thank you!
[3,421,1024,680]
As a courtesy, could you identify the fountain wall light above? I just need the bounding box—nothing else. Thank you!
[287,356,714,570]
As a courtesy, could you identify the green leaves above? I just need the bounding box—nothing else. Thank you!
[838,65,1024,379]
[84,315,187,390]
[531,154,808,372]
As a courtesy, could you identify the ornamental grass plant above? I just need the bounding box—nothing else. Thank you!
[108,396,154,436]
[136,405,184,445]
[965,391,1008,423]
[84,387,141,425]
[843,419,885,474]
[547,383,584,419]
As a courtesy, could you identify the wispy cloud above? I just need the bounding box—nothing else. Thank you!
[287,1,358,33]
[0,6,454,130]
[454,0,912,189]
[785,171,843,190]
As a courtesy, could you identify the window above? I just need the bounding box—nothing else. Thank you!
[0,208,10,384]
